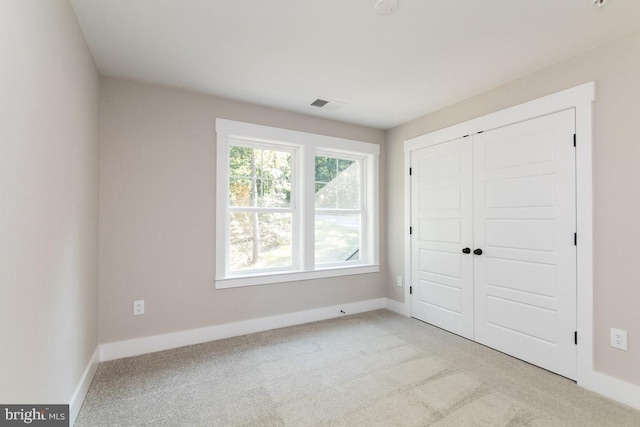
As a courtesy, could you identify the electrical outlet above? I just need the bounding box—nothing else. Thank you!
[610,328,627,350]
[133,300,145,316]
[396,275,403,287]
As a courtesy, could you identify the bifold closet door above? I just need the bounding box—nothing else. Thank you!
[472,109,577,380]
[410,138,474,340]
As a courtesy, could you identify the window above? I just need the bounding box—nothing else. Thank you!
[228,144,296,273]
[314,154,363,265]
[216,119,379,288]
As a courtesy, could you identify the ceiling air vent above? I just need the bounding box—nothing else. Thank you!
[311,99,329,108]
[310,98,345,110]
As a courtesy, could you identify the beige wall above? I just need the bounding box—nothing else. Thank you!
[0,1,99,403]
[99,77,386,344]
[386,31,640,386]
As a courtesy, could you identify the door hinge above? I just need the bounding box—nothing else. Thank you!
[410,226,413,235]
[409,167,412,176]
[575,331,578,345]
[410,286,413,295]
[574,233,577,246]
[573,134,576,147]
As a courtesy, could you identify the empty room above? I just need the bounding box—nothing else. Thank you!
[3,0,640,425]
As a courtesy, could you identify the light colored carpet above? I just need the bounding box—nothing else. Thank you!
[75,310,640,426]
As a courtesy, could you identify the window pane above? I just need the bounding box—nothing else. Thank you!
[338,158,354,173]
[229,177,252,206]
[229,145,291,208]
[315,156,337,183]
[259,149,292,207]
[315,186,337,209]
[336,184,359,209]
[229,146,254,177]
[315,156,360,209]
[315,213,361,264]
[229,212,292,272]
[258,179,291,208]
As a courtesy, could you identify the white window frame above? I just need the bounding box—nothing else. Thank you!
[226,138,300,275]
[215,119,380,289]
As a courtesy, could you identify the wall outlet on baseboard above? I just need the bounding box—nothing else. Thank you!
[133,300,145,316]
[610,328,627,350]
[396,275,403,287]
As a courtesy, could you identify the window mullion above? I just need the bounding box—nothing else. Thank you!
[360,158,367,263]
[229,207,293,213]
[303,147,315,272]
[315,209,363,214]
[290,146,301,271]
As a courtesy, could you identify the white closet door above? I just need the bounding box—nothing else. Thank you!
[411,138,474,340]
[473,109,577,379]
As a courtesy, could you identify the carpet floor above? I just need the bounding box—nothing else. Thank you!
[75,310,640,426]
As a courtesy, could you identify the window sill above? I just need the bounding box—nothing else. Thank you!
[215,264,381,289]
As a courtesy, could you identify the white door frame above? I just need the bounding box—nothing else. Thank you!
[404,83,597,392]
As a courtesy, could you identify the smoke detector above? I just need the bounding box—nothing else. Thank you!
[593,0,607,7]
[374,0,398,15]
[310,98,345,111]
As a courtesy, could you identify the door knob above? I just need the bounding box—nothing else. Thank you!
[473,248,483,255]
[462,247,471,254]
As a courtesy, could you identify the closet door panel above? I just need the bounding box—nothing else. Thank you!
[473,109,577,380]
[411,138,474,340]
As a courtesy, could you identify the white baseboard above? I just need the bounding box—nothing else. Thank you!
[100,298,386,362]
[385,297,409,317]
[69,347,99,426]
[580,370,640,411]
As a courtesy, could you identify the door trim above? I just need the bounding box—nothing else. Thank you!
[404,83,594,387]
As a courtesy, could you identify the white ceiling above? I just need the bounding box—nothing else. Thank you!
[70,0,640,129]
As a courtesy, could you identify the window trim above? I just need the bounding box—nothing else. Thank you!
[215,119,380,289]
